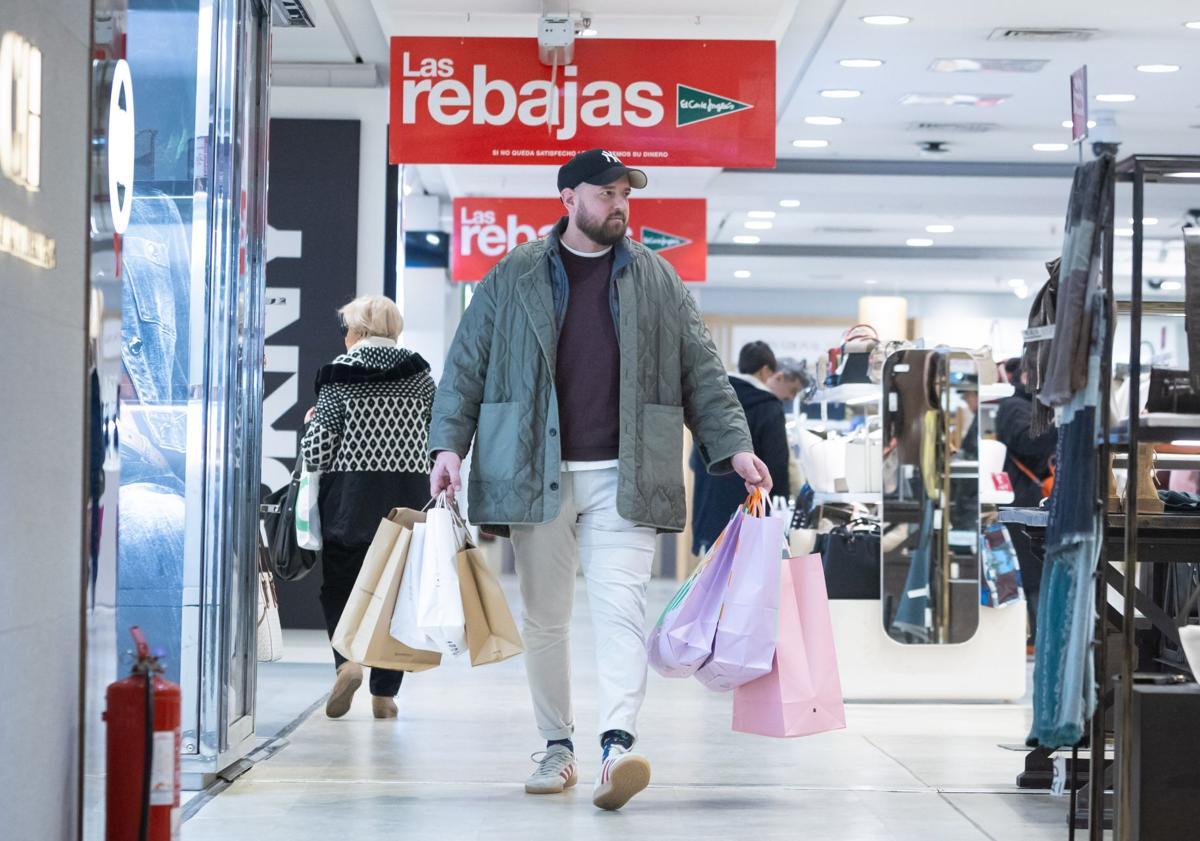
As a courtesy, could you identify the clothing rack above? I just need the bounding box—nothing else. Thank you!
[1094,154,1200,841]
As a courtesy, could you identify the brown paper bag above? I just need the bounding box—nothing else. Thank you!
[334,509,442,672]
[330,509,407,657]
[457,543,523,667]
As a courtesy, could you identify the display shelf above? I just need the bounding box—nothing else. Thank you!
[809,383,881,405]
[979,383,1016,403]
[1105,414,1200,445]
[813,491,882,505]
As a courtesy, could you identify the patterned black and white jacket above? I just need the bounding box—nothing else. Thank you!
[301,338,435,547]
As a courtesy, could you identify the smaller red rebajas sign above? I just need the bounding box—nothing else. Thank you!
[451,198,706,282]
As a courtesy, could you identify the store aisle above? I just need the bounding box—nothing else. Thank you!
[184,579,1065,841]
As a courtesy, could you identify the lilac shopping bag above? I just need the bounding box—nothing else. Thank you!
[732,554,846,738]
[647,510,744,678]
[695,494,785,692]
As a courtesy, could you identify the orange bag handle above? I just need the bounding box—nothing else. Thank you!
[743,487,767,518]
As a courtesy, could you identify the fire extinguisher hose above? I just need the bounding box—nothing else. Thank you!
[140,661,153,841]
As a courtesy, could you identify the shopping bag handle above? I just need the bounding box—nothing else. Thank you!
[743,487,770,518]
[427,491,469,531]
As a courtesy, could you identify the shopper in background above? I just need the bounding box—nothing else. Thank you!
[691,341,792,556]
[995,357,1058,645]
[301,295,436,720]
[768,357,808,404]
[428,149,767,811]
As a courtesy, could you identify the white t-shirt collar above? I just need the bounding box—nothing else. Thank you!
[561,240,613,259]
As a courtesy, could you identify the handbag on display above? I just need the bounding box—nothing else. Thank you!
[824,324,880,387]
[260,457,319,582]
[1146,368,1200,414]
[820,520,881,600]
[256,531,284,663]
[844,428,883,493]
[797,429,848,494]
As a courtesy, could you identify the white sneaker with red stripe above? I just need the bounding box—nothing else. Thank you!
[592,744,651,811]
[525,746,578,795]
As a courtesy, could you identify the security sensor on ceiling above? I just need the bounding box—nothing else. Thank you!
[538,15,575,65]
[918,141,951,156]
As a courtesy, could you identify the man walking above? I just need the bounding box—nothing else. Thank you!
[428,149,769,811]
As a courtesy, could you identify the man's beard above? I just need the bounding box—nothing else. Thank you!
[576,205,628,246]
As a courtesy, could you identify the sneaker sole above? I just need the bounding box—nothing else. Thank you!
[593,757,651,811]
[325,671,363,719]
[525,771,578,795]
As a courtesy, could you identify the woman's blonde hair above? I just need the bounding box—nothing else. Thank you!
[337,295,403,341]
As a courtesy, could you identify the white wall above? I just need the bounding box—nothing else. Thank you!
[269,87,389,297]
[0,2,91,838]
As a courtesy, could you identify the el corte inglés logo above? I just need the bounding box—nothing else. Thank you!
[676,84,754,127]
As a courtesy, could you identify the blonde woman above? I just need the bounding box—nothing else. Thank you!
[301,295,435,719]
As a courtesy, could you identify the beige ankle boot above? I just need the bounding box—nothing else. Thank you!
[326,662,363,719]
[372,696,398,719]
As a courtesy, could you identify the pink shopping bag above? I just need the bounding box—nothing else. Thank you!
[732,553,846,738]
[647,510,744,678]
[695,493,785,692]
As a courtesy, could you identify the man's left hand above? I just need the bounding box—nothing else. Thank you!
[731,452,773,495]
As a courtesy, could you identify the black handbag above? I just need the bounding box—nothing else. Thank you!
[821,521,881,600]
[1147,368,1200,414]
[260,458,318,582]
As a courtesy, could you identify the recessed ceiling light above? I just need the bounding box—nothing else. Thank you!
[862,15,911,26]
[1187,21,1200,30]
[1162,281,1183,291]
[1137,64,1180,73]
[929,58,1049,73]
[779,199,801,208]
[840,58,884,68]
[900,93,1010,107]
[1033,143,1070,152]
[744,220,773,230]
[748,211,776,219]
[1129,217,1160,226]
[1014,286,1030,300]
[733,235,761,245]
[1166,171,1200,178]
[579,28,598,37]
[1115,228,1134,237]
[1008,278,1026,288]
[734,270,752,279]
[1096,93,1136,103]
[906,238,934,247]
[425,233,440,245]
[926,224,955,234]
[805,115,844,126]
[821,89,862,99]
[1061,119,1098,129]
[792,139,830,148]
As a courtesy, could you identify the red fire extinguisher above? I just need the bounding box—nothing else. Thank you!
[105,626,181,841]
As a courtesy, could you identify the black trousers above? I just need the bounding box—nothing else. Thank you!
[319,540,405,697]
[1008,525,1044,644]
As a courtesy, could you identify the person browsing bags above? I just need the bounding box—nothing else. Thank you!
[301,295,436,720]
[428,149,770,811]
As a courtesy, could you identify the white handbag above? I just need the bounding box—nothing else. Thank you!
[844,430,883,493]
[256,536,284,663]
[295,468,322,550]
[416,495,468,657]
[797,429,848,493]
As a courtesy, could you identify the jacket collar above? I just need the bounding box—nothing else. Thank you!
[729,372,775,394]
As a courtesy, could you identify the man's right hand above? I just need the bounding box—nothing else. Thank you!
[430,451,463,501]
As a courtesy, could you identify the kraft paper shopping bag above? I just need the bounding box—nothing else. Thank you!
[330,509,409,657]
[457,544,523,667]
[732,554,846,738]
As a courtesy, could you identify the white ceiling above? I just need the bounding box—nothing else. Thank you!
[273,0,1200,298]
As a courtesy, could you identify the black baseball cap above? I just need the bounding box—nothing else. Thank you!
[557,149,648,192]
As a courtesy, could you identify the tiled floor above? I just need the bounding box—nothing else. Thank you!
[184,579,1077,841]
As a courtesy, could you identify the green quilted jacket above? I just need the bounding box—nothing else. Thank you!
[429,220,752,534]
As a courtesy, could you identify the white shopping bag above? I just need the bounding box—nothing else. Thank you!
[416,496,468,656]
[389,522,434,650]
[295,468,322,550]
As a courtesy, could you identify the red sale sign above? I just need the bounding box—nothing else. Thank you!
[390,38,775,167]
[452,198,707,282]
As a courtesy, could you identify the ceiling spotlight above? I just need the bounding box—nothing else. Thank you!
[579,28,598,37]
[906,238,934,247]
[840,58,885,68]
[805,115,844,126]
[862,15,911,25]
[425,233,441,246]
[734,270,752,279]
[1008,278,1026,288]
[1096,93,1136,103]
[821,89,863,99]
[1061,120,1097,129]
[1187,21,1200,30]
[779,199,801,208]
[1033,143,1070,152]
[1014,286,1030,299]
[1115,228,1134,237]
[1162,281,1183,291]
[925,224,955,234]
[748,211,776,219]
[792,139,830,148]
[744,220,774,230]
[733,235,761,244]
[1166,171,1200,178]
[1137,64,1180,73]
